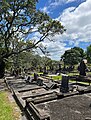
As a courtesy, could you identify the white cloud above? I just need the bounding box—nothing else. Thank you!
[48,0,79,8]
[33,0,91,60]
[57,0,91,44]
[50,0,65,7]
[39,39,70,60]
[66,0,77,3]
[46,0,91,60]
[40,0,76,14]
[46,42,70,60]
[40,6,50,14]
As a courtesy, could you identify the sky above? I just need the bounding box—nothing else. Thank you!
[35,0,91,60]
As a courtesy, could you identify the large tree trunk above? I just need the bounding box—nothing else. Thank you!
[0,60,5,78]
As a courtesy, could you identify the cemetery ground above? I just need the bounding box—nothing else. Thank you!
[1,70,91,120]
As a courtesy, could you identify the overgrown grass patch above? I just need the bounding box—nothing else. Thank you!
[67,72,79,76]
[51,75,62,80]
[0,91,20,120]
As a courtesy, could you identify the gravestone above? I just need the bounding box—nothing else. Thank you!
[37,79,43,86]
[34,73,38,81]
[78,60,87,76]
[60,74,69,93]
[34,73,43,85]
[25,76,31,83]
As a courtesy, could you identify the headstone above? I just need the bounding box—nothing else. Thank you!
[43,66,48,75]
[25,76,31,83]
[60,74,69,93]
[78,60,87,76]
[34,73,38,81]
[37,79,43,86]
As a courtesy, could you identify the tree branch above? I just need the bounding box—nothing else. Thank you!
[2,32,49,59]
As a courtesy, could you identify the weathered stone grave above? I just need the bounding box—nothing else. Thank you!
[60,74,69,93]
[76,75,91,85]
[4,75,91,120]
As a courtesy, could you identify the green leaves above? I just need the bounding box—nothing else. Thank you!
[87,45,91,63]
[61,47,86,65]
[0,0,65,61]
[2,0,10,7]
[38,19,65,36]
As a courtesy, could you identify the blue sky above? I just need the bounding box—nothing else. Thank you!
[35,0,91,60]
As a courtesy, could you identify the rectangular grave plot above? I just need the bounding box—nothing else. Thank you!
[27,92,58,104]
[22,91,56,100]
[18,85,42,93]
[25,102,50,120]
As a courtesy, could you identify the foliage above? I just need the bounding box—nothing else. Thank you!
[87,45,91,63]
[61,47,86,66]
[10,50,61,73]
[0,0,65,77]
[0,0,65,60]
[12,50,34,69]
[73,47,86,59]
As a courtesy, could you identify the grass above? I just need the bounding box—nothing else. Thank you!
[0,91,20,120]
[33,71,91,85]
[67,72,79,76]
[37,72,43,75]
[47,72,90,85]
[48,72,78,81]
[51,75,62,80]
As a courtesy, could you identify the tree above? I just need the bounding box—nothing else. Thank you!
[61,47,86,67]
[0,0,65,78]
[87,45,91,63]
[13,50,34,69]
[73,47,86,59]
[30,54,41,70]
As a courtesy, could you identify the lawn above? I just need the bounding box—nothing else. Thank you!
[51,75,62,80]
[47,72,90,83]
[0,91,20,120]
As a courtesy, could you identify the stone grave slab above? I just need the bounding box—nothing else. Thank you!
[20,88,46,99]
[36,93,91,120]
[43,82,58,89]
[5,76,91,120]
[25,91,57,104]
[18,86,42,93]
[25,102,50,120]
